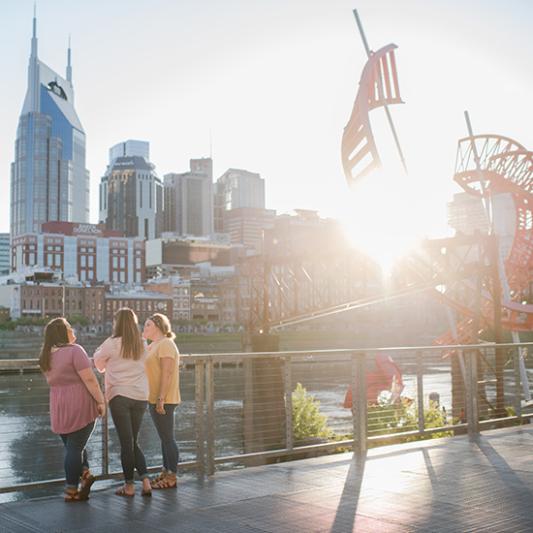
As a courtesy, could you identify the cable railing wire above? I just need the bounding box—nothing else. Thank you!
[0,343,532,494]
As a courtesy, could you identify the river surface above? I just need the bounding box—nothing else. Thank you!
[0,356,523,502]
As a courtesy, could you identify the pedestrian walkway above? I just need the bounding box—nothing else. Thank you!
[1,425,532,532]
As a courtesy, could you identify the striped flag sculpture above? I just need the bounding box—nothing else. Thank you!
[341,44,403,186]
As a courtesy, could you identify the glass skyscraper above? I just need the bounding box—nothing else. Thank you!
[99,141,163,240]
[10,13,90,238]
[0,233,10,275]
[164,158,214,238]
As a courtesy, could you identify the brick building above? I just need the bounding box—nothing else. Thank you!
[11,282,105,323]
[11,221,145,284]
[143,277,191,321]
[104,291,173,324]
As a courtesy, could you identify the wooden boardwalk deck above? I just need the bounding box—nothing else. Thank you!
[1,425,533,532]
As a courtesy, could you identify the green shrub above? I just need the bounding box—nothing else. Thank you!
[292,383,332,441]
[367,397,452,442]
[69,314,89,326]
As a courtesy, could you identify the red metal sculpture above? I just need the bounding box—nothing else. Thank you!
[341,43,403,185]
[435,135,533,345]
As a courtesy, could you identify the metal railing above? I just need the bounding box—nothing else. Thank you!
[1,342,532,494]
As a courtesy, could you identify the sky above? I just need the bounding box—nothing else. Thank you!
[1,0,532,264]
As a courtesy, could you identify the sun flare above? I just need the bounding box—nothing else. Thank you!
[340,170,423,275]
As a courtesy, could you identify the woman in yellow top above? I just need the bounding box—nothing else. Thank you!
[143,313,180,489]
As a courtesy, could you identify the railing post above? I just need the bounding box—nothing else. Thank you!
[512,347,522,418]
[98,374,109,476]
[352,352,367,455]
[416,351,425,434]
[102,408,109,476]
[284,355,293,452]
[243,359,253,454]
[466,349,479,438]
[206,357,215,476]
[195,359,205,478]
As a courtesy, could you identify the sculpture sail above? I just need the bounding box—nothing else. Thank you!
[341,44,403,186]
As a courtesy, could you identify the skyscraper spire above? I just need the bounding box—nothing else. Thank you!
[31,3,38,58]
[66,34,72,84]
[25,3,40,113]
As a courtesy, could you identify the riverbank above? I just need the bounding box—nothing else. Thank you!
[0,328,445,360]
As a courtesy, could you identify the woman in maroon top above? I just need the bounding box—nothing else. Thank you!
[40,318,105,501]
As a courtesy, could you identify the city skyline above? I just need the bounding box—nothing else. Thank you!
[1,1,532,259]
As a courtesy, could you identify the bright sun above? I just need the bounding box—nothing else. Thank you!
[339,170,423,275]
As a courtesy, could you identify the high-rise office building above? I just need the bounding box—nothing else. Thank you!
[224,208,276,253]
[164,158,214,237]
[190,158,213,180]
[447,192,489,236]
[216,169,265,210]
[213,168,271,246]
[10,13,90,237]
[99,141,163,240]
[109,140,150,165]
[447,191,515,258]
[214,168,265,233]
[0,234,10,275]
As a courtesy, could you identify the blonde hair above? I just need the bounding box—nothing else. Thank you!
[113,308,144,360]
[149,313,175,340]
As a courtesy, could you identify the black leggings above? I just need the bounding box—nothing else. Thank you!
[109,395,148,483]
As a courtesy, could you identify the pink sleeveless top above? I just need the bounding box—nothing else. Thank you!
[44,344,99,434]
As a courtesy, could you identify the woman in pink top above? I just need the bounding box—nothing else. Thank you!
[40,317,105,502]
[94,308,151,497]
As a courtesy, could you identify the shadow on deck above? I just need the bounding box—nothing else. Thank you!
[1,425,533,532]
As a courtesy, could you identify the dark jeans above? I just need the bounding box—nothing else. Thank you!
[60,420,95,489]
[109,395,149,483]
[149,403,179,474]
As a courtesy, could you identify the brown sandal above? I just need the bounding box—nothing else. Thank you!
[150,471,167,488]
[115,485,135,497]
[151,475,177,490]
[78,470,95,499]
[64,489,88,502]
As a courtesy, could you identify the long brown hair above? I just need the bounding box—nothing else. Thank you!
[149,313,175,340]
[113,308,144,360]
[39,317,71,372]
